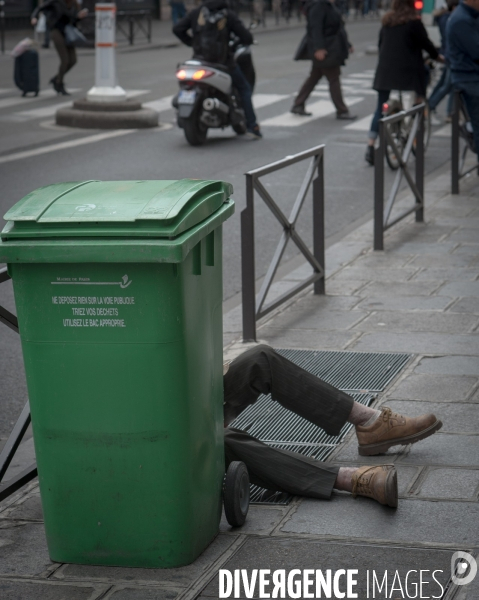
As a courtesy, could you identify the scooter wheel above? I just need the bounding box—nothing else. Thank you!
[182,111,207,146]
[223,461,250,528]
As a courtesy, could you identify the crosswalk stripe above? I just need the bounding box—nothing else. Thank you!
[0,88,82,110]
[253,93,291,109]
[15,101,74,119]
[346,73,374,79]
[0,88,15,96]
[261,97,363,127]
[344,114,373,131]
[143,96,174,113]
[125,89,150,98]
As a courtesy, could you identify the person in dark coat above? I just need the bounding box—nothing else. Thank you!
[173,0,262,139]
[31,0,87,95]
[365,0,441,165]
[290,0,357,119]
[447,0,479,161]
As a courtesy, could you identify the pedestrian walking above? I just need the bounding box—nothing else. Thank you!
[446,0,479,161]
[365,0,442,165]
[31,0,88,96]
[170,0,187,25]
[291,0,357,120]
[428,0,459,124]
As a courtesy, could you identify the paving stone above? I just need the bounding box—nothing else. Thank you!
[108,587,179,599]
[451,245,479,259]
[359,281,442,296]
[353,253,414,268]
[449,297,479,314]
[323,279,367,296]
[431,207,477,219]
[471,388,479,402]
[415,355,479,376]
[285,294,361,312]
[390,374,478,402]
[223,305,243,334]
[411,268,479,282]
[220,507,285,534]
[353,311,477,334]
[386,223,456,243]
[331,267,418,282]
[447,228,479,243]
[351,332,479,355]
[257,328,356,350]
[417,468,479,499]
[0,581,98,600]
[267,310,368,331]
[57,534,239,586]
[385,241,458,255]
[398,434,479,467]
[383,400,479,432]
[201,537,453,598]
[281,495,479,545]
[354,295,454,312]
[331,436,403,464]
[396,465,421,495]
[409,254,475,268]
[437,282,479,297]
[3,493,43,521]
[0,521,53,576]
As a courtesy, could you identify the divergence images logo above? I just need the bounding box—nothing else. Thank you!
[451,551,477,586]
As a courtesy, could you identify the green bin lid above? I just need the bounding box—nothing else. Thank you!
[1,179,233,240]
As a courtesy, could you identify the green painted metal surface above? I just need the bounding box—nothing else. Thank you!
[2,180,234,568]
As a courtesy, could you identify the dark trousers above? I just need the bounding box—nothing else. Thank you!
[368,89,390,140]
[428,65,453,115]
[231,65,257,131]
[223,345,354,499]
[50,28,77,84]
[293,63,348,115]
[458,83,479,161]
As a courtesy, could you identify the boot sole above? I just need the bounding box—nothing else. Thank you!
[385,467,398,508]
[358,419,443,456]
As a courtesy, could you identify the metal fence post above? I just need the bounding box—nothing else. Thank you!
[415,108,424,222]
[451,91,460,195]
[241,174,257,342]
[129,17,134,45]
[313,151,325,295]
[374,121,385,251]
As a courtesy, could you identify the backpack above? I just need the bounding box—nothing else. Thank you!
[195,7,230,64]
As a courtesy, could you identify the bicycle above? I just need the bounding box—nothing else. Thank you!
[381,92,432,170]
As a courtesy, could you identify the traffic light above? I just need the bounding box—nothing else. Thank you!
[415,0,424,9]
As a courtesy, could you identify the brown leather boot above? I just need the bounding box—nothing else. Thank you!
[351,465,398,508]
[356,407,442,456]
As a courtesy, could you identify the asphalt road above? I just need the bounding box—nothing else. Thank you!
[0,18,451,437]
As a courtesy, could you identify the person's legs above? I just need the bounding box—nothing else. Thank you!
[461,89,479,160]
[50,28,71,85]
[428,66,453,112]
[292,62,323,109]
[223,345,355,434]
[230,64,259,133]
[323,66,349,115]
[65,46,77,76]
[224,428,398,506]
[365,89,390,164]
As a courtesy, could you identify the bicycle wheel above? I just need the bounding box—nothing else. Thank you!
[385,124,405,170]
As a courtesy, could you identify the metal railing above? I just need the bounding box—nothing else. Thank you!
[116,9,152,45]
[451,91,479,195]
[0,266,37,502]
[374,103,425,251]
[241,145,326,342]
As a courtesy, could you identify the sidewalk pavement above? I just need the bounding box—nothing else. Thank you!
[0,166,478,599]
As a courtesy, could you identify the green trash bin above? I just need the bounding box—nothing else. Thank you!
[0,179,235,568]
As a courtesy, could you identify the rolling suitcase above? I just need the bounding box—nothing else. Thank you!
[14,49,40,97]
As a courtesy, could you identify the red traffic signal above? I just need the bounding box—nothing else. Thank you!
[415,0,424,9]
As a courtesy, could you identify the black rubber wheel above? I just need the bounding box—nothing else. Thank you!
[386,134,405,170]
[223,461,250,528]
[182,112,207,146]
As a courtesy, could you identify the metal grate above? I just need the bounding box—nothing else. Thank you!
[229,349,411,505]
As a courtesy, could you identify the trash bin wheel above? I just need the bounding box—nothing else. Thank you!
[223,461,250,527]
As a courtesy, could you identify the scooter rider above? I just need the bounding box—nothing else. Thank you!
[173,0,262,139]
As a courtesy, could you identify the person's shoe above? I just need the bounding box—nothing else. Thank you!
[356,406,442,456]
[42,43,50,49]
[49,76,61,94]
[444,115,452,123]
[365,145,374,165]
[59,83,70,96]
[246,125,262,140]
[352,465,398,507]
[290,104,312,116]
[430,112,442,126]
[336,111,357,120]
